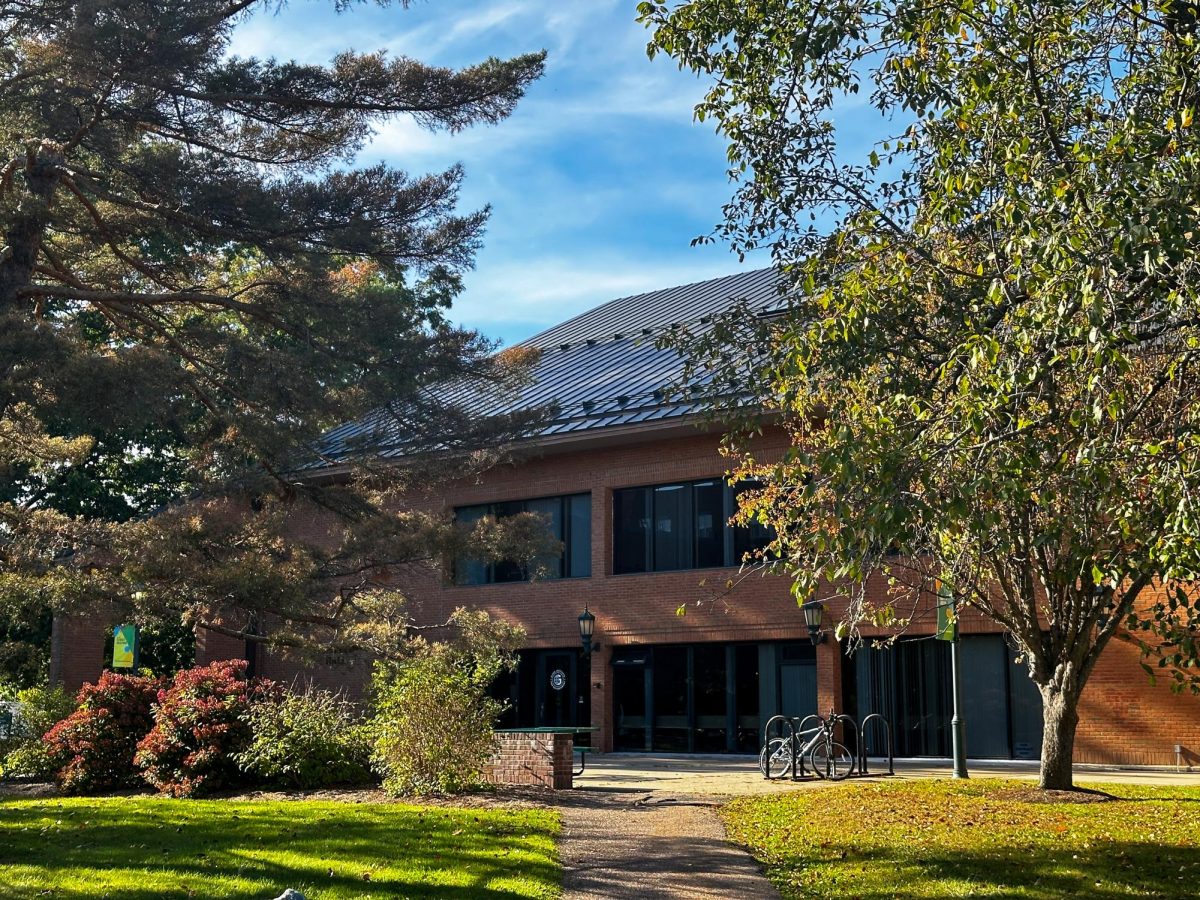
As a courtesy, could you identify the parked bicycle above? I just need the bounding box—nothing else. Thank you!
[758,709,855,780]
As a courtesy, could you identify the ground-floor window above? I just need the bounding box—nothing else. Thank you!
[492,635,1042,758]
[845,634,1044,760]
[610,641,816,754]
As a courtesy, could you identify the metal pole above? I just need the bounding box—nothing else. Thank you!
[950,623,969,779]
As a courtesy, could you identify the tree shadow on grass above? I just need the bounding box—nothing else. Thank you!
[766,840,1200,899]
[0,799,559,899]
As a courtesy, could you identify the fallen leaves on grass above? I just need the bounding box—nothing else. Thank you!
[722,779,1200,898]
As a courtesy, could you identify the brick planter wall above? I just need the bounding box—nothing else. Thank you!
[483,731,574,789]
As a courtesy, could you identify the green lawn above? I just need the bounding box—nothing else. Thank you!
[0,796,560,899]
[723,779,1200,898]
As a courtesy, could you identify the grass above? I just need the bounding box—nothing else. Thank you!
[0,795,560,899]
[722,779,1200,898]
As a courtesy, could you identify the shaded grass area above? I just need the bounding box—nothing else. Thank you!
[0,796,559,899]
[722,779,1200,898]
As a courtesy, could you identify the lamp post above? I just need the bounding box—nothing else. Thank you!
[937,579,969,779]
[801,601,826,645]
[578,605,598,657]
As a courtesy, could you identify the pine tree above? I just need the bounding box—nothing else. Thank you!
[0,1,552,659]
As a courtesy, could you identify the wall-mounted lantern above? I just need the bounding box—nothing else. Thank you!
[801,600,826,645]
[578,605,599,657]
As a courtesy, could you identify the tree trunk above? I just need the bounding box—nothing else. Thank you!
[0,142,63,310]
[1038,686,1081,790]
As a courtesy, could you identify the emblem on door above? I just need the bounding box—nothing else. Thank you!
[549,668,567,691]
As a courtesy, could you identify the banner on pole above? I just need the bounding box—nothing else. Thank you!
[936,580,958,642]
[112,624,138,669]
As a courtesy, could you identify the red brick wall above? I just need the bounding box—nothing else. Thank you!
[49,614,109,693]
[60,424,1200,766]
[482,731,574,789]
[193,628,245,668]
[422,429,1200,764]
[1076,634,1198,766]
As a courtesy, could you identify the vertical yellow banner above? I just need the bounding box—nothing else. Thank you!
[112,624,137,668]
[936,580,958,642]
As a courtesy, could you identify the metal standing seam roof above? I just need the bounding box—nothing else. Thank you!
[312,267,785,463]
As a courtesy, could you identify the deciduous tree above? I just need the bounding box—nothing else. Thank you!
[641,0,1200,788]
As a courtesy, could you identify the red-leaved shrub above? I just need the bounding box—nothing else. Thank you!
[43,671,163,794]
[135,659,278,797]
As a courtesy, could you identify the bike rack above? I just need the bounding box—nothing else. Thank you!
[792,714,824,779]
[761,714,797,780]
[762,711,893,781]
[858,713,895,776]
[833,714,859,756]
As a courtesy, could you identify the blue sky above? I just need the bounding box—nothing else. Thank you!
[230,0,766,346]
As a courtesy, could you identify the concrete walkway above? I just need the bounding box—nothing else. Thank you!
[555,790,778,899]
[554,754,1199,897]
[575,753,1200,795]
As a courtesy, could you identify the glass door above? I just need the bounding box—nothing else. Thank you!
[613,653,651,751]
[536,651,577,728]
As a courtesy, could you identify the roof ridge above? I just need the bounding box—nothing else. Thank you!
[516,266,774,349]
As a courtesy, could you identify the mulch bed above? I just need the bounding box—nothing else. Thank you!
[221,784,556,808]
[0,781,558,808]
[0,782,58,799]
[997,785,1117,804]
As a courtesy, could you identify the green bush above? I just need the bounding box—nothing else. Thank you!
[0,684,76,781]
[372,609,522,795]
[235,687,374,789]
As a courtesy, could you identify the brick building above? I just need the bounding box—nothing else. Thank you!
[53,269,1200,766]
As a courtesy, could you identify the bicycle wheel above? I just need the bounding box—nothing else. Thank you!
[809,740,854,781]
[759,737,794,779]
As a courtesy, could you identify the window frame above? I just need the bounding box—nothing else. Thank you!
[453,492,592,586]
[611,477,772,575]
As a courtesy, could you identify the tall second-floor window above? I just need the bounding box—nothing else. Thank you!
[613,479,772,575]
[455,493,592,585]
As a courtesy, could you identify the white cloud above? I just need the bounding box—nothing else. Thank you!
[220,2,775,344]
[366,117,454,158]
[443,0,532,45]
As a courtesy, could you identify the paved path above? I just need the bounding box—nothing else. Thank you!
[555,791,779,899]
[575,753,1200,795]
[553,754,1198,896]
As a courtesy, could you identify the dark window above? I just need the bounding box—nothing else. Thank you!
[654,484,691,571]
[454,504,490,585]
[732,481,775,565]
[454,493,591,585]
[653,645,690,752]
[613,486,651,574]
[734,644,761,752]
[692,644,727,753]
[693,480,726,568]
[851,635,1044,759]
[567,493,592,578]
[612,479,773,574]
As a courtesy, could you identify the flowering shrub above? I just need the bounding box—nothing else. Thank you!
[43,672,162,793]
[234,687,374,789]
[135,659,277,797]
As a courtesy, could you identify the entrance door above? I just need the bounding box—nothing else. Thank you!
[775,642,818,720]
[536,651,577,728]
[612,649,652,751]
